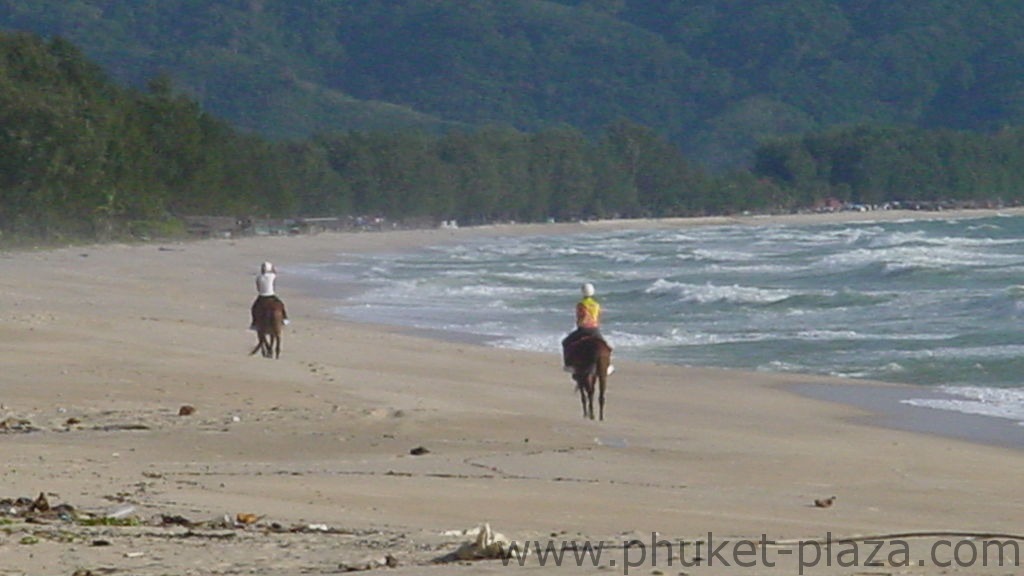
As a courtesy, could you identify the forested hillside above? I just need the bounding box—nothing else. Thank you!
[0,32,313,241]
[3,1,1024,169]
[6,5,1024,246]
[0,32,769,243]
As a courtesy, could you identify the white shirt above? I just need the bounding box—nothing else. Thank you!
[256,272,276,296]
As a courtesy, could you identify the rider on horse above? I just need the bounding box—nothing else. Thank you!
[562,282,612,373]
[250,261,289,330]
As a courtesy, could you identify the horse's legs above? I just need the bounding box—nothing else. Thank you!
[576,376,589,418]
[585,374,596,420]
[251,330,267,356]
[260,332,271,358]
[270,307,283,359]
[589,373,598,416]
[575,374,594,419]
[596,349,610,421]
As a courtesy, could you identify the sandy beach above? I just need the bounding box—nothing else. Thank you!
[2,209,1024,575]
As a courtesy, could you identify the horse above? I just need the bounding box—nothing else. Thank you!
[566,336,612,420]
[249,297,285,359]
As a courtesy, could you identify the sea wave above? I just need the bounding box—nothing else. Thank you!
[308,214,1024,402]
[903,386,1024,425]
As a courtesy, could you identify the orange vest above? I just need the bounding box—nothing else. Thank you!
[576,297,601,329]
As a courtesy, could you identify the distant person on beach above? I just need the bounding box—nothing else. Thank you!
[250,261,289,330]
[562,282,603,371]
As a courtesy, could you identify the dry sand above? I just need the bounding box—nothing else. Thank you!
[2,209,1024,575]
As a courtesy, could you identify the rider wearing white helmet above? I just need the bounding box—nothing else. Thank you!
[250,261,290,330]
[561,282,603,370]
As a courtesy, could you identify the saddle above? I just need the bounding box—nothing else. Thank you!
[566,334,611,367]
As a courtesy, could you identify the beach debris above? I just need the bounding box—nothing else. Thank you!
[339,554,399,572]
[178,404,196,416]
[236,512,261,525]
[409,446,430,456]
[91,423,150,431]
[158,513,197,527]
[814,496,837,508]
[439,523,513,561]
[32,492,50,513]
[204,512,270,529]
[0,416,37,433]
[1,492,388,546]
[0,494,77,522]
[105,503,136,519]
[594,436,629,448]
[208,514,235,529]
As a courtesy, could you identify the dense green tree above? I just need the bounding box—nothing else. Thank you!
[10,28,1024,247]
[527,126,593,221]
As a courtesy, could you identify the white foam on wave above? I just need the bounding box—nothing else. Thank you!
[704,262,795,274]
[872,230,1022,250]
[758,359,813,374]
[606,250,651,264]
[691,247,762,263]
[813,232,1024,275]
[646,278,793,304]
[493,333,561,352]
[888,343,1024,361]
[794,329,952,343]
[598,330,675,349]
[902,386,1024,425]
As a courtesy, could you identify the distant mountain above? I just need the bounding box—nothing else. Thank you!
[3,0,1023,169]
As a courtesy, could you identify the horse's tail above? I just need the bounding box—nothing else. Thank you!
[262,299,285,334]
[270,302,285,333]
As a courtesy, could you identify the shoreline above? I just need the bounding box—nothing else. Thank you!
[3,208,1024,574]
[790,381,1024,451]
[294,206,1024,452]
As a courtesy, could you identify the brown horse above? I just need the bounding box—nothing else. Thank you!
[250,298,285,359]
[567,336,612,420]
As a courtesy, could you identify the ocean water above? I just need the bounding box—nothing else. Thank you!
[293,214,1024,426]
